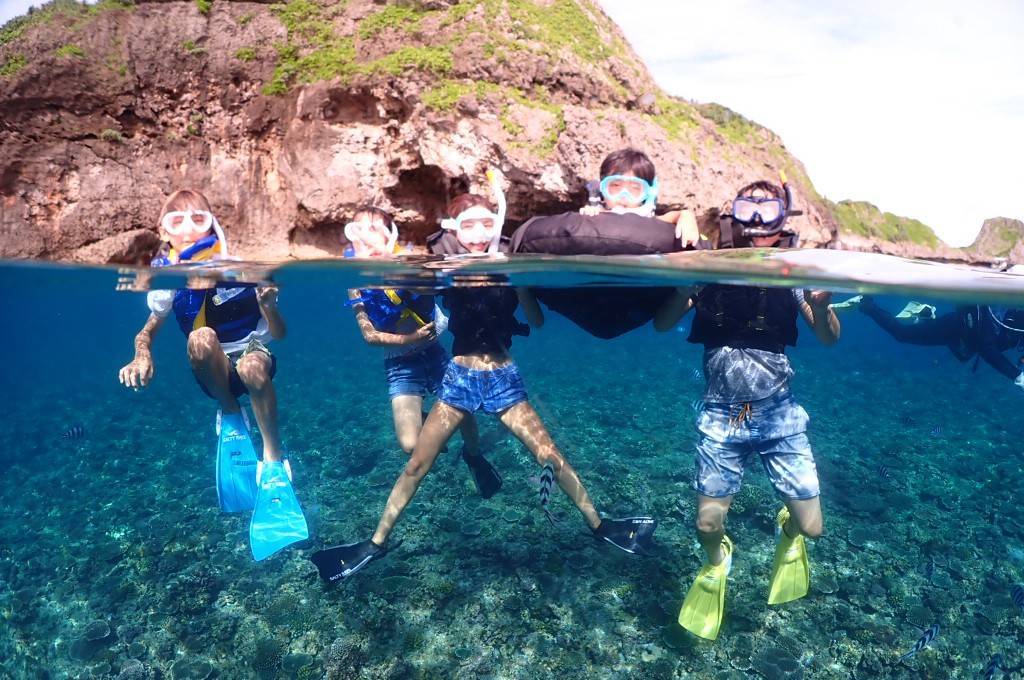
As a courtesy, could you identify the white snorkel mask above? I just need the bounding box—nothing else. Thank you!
[344,219,398,257]
[160,210,231,259]
[440,169,506,255]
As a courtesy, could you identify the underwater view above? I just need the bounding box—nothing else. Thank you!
[1,252,1023,680]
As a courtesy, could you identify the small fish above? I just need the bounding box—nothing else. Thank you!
[690,368,702,381]
[1012,584,1024,610]
[62,425,85,440]
[930,426,943,437]
[877,464,890,480]
[984,654,1003,680]
[899,623,940,661]
[690,399,704,413]
[538,462,559,526]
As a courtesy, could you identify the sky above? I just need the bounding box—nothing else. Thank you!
[3,1,1021,244]
[598,0,1024,246]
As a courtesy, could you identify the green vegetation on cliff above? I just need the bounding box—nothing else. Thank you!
[828,199,939,247]
[1,0,133,47]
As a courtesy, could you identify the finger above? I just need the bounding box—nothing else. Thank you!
[118,368,126,386]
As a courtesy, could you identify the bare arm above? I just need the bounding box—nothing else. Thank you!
[654,286,698,332]
[349,289,435,347]
[516,288,544,328]
[118,312,166,388]
[257,286,287,340]
[799,290,840,345]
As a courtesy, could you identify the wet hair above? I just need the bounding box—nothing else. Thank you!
[446,193,494,219]
[599,148,656,182]
[159,189,213,222]
[736,180,786,204]
[351,205,395,227]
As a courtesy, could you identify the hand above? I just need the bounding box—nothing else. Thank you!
[1015,372,1024,390]
[579,205,603,217]
[257,286,279,308]
[806,290,832,309]
[119,355,154,389]
[410,322,437,344]
[674,209,700,247]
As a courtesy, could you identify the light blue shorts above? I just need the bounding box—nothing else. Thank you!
[694,387,819,500]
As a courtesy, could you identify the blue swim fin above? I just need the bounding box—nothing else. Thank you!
[250,460,309,561]
[216,410,258,513]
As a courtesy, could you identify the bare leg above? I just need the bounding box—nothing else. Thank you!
[459,413,481,457]
[372,402,465,545]
[782,496,824,539]
[187,328,240,413]
[390,395,425,455]
[498,401,601,530]
[236,352,282,461]
[696,495,733,565]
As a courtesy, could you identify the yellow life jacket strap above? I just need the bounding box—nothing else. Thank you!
[384,289,427,327]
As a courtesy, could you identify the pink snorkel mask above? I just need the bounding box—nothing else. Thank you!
[440,169,506,254]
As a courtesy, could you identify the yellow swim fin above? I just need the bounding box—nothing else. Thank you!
[678,535,733,640]
[768,506,810,605]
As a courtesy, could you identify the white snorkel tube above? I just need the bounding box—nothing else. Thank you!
[211,217,230,259]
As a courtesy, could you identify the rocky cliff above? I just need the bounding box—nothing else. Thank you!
[0,0,840,263]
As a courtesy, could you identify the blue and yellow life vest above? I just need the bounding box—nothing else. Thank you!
[351,288,435,335]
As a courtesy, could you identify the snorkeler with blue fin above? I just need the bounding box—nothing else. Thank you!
[118,189,308,561]
[655,176,839,640]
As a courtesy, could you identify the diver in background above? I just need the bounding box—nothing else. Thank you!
[117,189,308,561]
[514,148,700,338]
[343,205,502,497]
[311,183,657,581]
[654,177,839,640]
[856,298,1024,388]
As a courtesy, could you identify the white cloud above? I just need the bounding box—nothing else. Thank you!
[599,0,1024,246]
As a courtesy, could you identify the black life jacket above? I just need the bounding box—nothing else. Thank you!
[509,211,684,338]
[688,284,799,353]
[172,285,263,343]
[442,286,530,356]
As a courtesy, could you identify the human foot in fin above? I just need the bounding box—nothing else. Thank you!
[679,535,733,640]
[593,517,658,554]
[216,409,258,513]
[462,446,503,499]
[310,538,398,581]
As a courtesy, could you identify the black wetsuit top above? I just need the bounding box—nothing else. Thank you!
[442,287,529,356]
[862,304,1024,380]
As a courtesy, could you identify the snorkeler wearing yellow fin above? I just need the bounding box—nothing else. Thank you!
[678,535,733,640]
[768,506,809,605]
[656,176,839,640]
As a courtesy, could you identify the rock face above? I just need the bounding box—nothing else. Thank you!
[0,0,838,263]
[966,217,1024,262]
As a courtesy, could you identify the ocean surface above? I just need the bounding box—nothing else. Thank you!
[1,251,1023,679]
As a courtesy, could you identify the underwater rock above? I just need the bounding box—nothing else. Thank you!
[170,658,214,680]
[752,646,803,680]
[165,564,223,615]
[323,636,368,680]
[282,653,318,675]
[252,637,286,675]
[727,634,755,671]
[460,521,483,537]
[68,619,116,662]
[115,659,156,680]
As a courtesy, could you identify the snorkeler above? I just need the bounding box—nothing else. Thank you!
[311,181,657,581]
[343,206,503,497]
[117,189,308,561]
[511,148,701,338]
[654,177,840,640]
[852,298,1024,388]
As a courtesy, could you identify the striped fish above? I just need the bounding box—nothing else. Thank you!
[691,399,704,413]
[62,425,85,440]
[1012,584,1024,610]
[691,368,702,381]
[930,426,943,437]
[899,623,939,661]
[984,654,1003,680]
[877,464,890,480]
[539,463,559,526]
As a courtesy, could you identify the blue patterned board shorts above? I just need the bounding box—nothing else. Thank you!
[384,342,449,399]
[694,386,820,500]
[439,361,528,415]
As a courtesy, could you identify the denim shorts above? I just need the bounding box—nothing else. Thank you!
[693,387,819,500]
[438,361,528,414]
[384,342,449,399]
[196,338,276,400]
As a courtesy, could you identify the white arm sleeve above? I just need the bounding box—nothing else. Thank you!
[146,290,174,318]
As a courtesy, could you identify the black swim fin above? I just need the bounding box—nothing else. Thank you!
[310,539,398,582]
[462,448,503,499]
[593,517,658,555]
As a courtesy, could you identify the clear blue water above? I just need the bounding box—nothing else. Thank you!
[1,254,1023,679]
